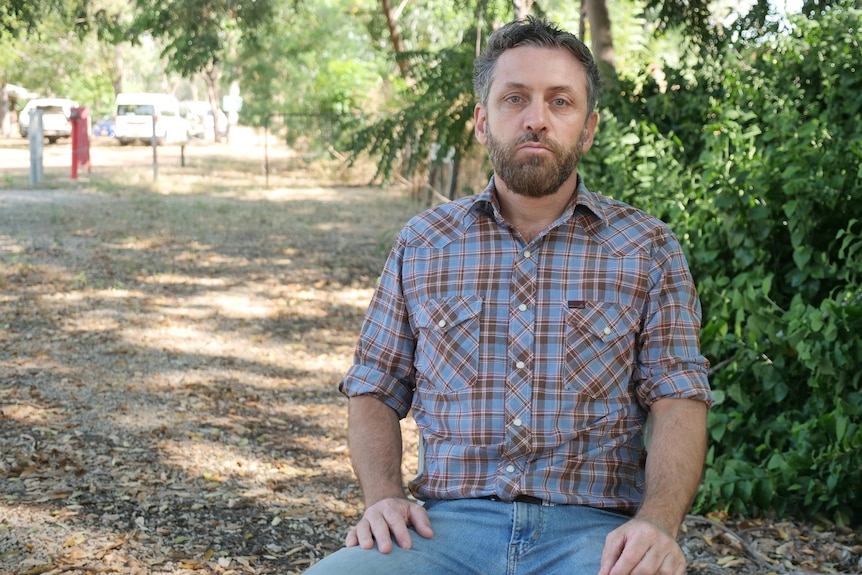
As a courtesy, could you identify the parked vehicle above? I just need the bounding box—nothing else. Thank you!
[114,93,188,145]
[18,98,79,143]
[180,100,228,140]
[92,114,115,137]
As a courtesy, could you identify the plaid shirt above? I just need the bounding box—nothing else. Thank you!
[340,178,712,513]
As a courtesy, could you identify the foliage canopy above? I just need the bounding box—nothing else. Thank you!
[582,3,862,525]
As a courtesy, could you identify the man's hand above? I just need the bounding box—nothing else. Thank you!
[597,518,685,575]
[345,497,434,554]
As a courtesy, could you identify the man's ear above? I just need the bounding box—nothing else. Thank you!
[580,111,599,153]
[474,103,488,145]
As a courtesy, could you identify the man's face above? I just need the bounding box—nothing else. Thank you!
[474,45,598,198]
[485,120,589,199]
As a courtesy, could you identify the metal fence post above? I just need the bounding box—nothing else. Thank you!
[28,109,44,185]
[151,114,158,181]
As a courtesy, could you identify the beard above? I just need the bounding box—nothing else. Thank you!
[487,127,587,198]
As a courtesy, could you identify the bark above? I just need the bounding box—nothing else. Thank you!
[226,79,241,143]
[511,0,535,19]
[580,0,587,41]
[97,41,124,95]
[112,44,123,95]
[0,81,8,137]
[585,0,618,86]
[202,63,223,142]
[381,0,409,77]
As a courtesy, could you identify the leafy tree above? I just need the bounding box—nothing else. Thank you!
[130,0,275,77]
[351,40,479,182]
[129,0,279,140]
[583,2,862,525]
[0,0,86,38]
[232,0,385,150]
[1,14,111,100]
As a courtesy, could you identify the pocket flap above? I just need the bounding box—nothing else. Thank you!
[565,301,640,342]
[416,296,483,333]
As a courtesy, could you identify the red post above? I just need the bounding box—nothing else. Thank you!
[70,107,91,179]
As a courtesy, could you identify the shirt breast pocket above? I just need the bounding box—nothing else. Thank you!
[563,302,641,398]
[415,296,483,393]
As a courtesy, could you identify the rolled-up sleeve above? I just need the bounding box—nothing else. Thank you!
[635,230,713,409]
[339,235,416,419]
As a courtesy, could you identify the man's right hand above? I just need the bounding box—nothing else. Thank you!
[344,497,434,554]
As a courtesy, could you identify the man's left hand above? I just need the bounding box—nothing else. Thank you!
[597,518,685,575]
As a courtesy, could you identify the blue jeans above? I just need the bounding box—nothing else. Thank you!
[303,499,629,575]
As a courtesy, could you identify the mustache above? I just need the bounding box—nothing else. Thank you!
[515,131,559,150]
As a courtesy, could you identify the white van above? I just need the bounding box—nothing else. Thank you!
[114,93,188,145]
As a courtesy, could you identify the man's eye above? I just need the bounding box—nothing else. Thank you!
[553,98,569,106]
[507,95,523,104]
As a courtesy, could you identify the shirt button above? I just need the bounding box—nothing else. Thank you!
[438,320,447,328]
[523,250,532,258]
[506,465,516,473]
[515,361,525,369]
[513,418,523,427]
[518,304,527,312]
[603,326,611,335]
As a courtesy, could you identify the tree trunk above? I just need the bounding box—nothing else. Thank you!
[579,0,587,40]
[380,0,409,77]
[98,41,124,95]
[585,0,618,87]
[202,63,223,142]
[112,44,123,95]
[226,79,241,143]
[511,0,535,19]
[0,81,8,137]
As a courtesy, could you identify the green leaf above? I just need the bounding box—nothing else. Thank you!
[761,273,773,296]
[620,133,640,146]
[793,246,812,268]
[767,453,784,470]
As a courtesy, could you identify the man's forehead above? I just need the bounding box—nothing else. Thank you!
[490,46,587,92]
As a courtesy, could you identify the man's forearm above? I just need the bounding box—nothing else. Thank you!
[636,398,708,536]
[348,395,406,505]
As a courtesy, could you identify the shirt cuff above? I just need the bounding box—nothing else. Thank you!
[339,364,414,419]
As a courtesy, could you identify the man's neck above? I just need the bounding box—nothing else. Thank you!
[494,174,579,244]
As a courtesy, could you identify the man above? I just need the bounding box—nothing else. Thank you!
[305,16,712,575]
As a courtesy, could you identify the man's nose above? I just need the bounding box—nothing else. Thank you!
[523,100,548,133]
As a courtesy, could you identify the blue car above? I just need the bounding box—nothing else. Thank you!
[93,114,115,137]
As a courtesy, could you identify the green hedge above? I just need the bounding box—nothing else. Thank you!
[583,4,862,525]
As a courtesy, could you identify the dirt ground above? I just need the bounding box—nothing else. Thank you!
[1,135,860,574]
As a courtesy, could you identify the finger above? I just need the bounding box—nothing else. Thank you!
[603,534,651,575]
[344,527,358,548]
[657,550,682,575]
[598,530,625,575]
[621,544,662,575]
[365,512,396,553]
[407,505,434,539]
[657,544,686,575]
[382,506,415,550]
[354,517,380,551]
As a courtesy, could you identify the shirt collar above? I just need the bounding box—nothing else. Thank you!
[467,176,610,228]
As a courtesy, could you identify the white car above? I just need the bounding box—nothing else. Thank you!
[19,98,80,143]
[181,100,228,140]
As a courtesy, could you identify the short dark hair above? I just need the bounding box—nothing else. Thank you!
[473,17,601,113]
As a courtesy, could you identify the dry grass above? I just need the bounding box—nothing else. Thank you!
[0,143,422,574]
